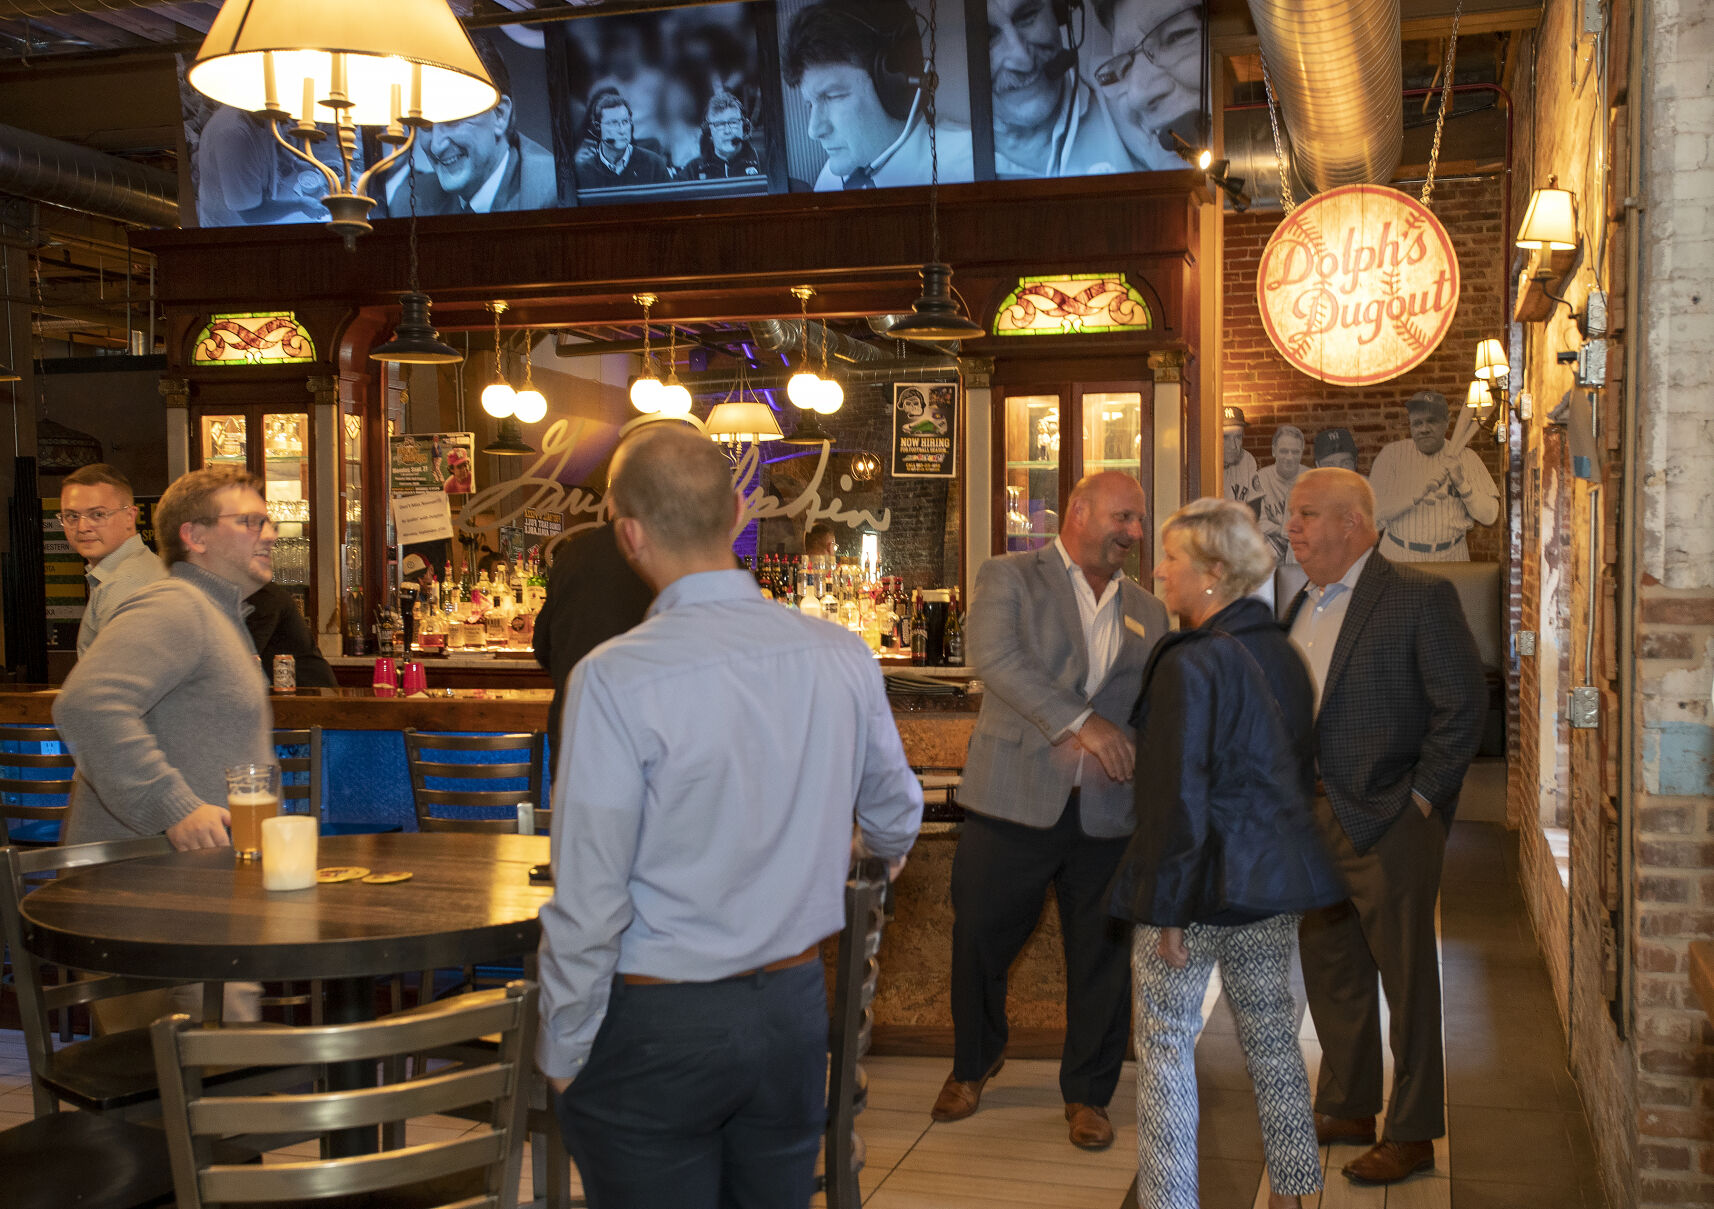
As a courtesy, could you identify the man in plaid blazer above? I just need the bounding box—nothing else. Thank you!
[1282,468,1485,1186]
[934,471,1168,1151]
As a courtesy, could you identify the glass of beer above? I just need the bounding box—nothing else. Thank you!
[225,762,280,861]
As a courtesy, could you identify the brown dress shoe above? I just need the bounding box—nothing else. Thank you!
[1064,1102,1114,1150]
[930,1057,1004,1121]
[1313,1112,1377,1146]
[1342,1139,1435,1184]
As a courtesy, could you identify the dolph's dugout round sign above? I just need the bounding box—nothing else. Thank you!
[1256,185,1460,387]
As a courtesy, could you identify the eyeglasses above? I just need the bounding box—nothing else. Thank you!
[201,513,275,534]
[709,120,745,132]
[1093,7,1202,87]
[57,506,133,528]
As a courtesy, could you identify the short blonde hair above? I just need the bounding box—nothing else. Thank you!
[1161,498,1275,600]
[155,466,265,567]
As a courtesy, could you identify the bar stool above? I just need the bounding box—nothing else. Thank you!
[402,729,548,835]
[0,725,76,846]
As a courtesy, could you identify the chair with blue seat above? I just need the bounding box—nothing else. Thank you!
[0,725,76,846]
[402,729,548,835]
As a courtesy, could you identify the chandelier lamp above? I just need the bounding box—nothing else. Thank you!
[187,0,499,249]
[513,329,547,425]
[812,307,844,415]
[480,301,516,419]
[656,324,693,418]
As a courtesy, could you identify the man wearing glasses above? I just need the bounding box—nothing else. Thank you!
[56,466,277,855]
[58,463,165,658]
[1090,0,1204,172]
[985,0,1131,178]
[683,93,763,181]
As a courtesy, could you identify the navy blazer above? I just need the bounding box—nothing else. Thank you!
[1108,597,1344,928]
[1283,549,1487,853]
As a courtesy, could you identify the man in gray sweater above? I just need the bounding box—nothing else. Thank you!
[55,465,279,1025]
[56,465,277,849]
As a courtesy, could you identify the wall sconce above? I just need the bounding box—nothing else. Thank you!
[1473,338,1512,437]
[1514,176,1580,323]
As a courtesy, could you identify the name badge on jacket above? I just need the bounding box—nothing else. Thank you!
[1124,615,1149,640]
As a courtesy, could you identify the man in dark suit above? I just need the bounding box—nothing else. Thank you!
[934,471,1169,1150]
[573,92,673,190]
[533,522,656,747]
[1282,467,1486,1186]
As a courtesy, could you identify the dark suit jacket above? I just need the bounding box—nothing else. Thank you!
[1283,548,1486,853]
[959,543,1169,838]
[572,142,672,189]
[379,132,560,216]
[532,524,655,744]
[244,583,338,688]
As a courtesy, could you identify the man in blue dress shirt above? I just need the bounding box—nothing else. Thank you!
[538,422,923,1208]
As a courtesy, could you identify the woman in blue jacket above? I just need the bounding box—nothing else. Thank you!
[1108,498,1343,1209]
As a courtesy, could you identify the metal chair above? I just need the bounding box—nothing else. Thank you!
[272,726,322,820]
[402,729,548,835]
[150,981,538,1209]
[820,857,891,1209]
[0,725,76,846]
[0,838,220,1117]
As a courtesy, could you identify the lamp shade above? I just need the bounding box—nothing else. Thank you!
[629,375,664,414]
[1516,186,1578,251]
[1466,379,1490,409]
[482,413,534,456]
[786,370,822,409]
[1473,338,1509,381]
[890,263,986,342]
[512,388,547,424]
[480,381,517,419]
[811,376,844,414]
[371,292,463,364]
[656,382,693,418]
[188,0,497,125]
[705,400,784,443]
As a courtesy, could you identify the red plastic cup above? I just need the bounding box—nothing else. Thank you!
[401,662,427,695]
[372,657,397,697]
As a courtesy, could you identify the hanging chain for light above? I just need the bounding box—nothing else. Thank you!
[521,328,534,392]
[666,322,679,383]
[794,284,814,371]
[1259,53,1295,214]
[406,156,422,293]
[633,293,657,376]
[1419,0,1463,207]
[925,0,941,263]
[490,300,507,385]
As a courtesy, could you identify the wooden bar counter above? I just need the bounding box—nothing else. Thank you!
[1,682,1081,1058]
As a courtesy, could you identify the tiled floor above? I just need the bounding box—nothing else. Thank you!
[0,823,1603,1208]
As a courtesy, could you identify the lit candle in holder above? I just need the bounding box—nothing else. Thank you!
[261,814,318,891]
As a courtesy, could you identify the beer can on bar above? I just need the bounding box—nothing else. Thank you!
[272,654,296,692]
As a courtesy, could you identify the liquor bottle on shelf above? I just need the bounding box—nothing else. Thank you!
[945,588,965,667]
[909,590,927,666]
[418,600,449,654]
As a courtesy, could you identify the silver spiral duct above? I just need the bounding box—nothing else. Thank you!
[0,122,178,227]
[1246,0,1402,193]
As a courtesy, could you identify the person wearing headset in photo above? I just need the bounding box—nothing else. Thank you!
[1089,0,1206,172]
[782,0,975,192]
[682,92,764,180]
[985,0,1134,178]
[573,89,675,189]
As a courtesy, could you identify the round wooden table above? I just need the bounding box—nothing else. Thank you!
[21,831,552,1156]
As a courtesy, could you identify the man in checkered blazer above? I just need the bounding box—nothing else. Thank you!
[1281,468,1486,1187]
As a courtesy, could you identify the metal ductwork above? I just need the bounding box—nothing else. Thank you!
[0,0,158,17]
[1245,0,1402,193]
[747,319,887,364]
[0,122,178,228]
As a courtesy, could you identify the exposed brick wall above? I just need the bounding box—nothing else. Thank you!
[1220,176,1510,564]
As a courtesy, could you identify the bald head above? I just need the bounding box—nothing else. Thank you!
[1062,471,1148,585]
[609,422,739,556]
[1286,468,1379,587]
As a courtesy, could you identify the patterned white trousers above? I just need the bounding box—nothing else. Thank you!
[1131,913,1322,1207]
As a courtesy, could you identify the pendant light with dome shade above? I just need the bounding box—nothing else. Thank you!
[480,301,517,419]
[786,285,824,408]
[629,293,665,413]
[187,0,498,250]
[887,0,985,344]
[370,161,462,365]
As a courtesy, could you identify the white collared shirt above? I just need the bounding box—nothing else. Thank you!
[1053,537,1124,780]
[1289,548,1373,713]
[467,145,514,214]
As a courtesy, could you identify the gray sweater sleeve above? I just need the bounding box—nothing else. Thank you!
[54,581,219,835]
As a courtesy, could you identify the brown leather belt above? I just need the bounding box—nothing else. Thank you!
[620,941,823,987]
